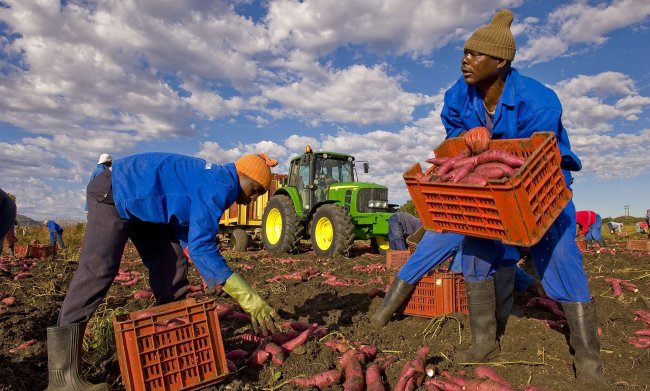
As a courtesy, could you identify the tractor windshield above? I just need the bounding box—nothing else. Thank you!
[315,156,354,184]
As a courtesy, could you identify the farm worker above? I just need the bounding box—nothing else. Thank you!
[2,192,18,256]
[607,221,622,234]
[46,152,281,391]
[646,209,650,238]
[439,9,604,384]
[388,212,422,250]
[372,230,543,332]
[84,154,113,212]
[636,221,648,234]
[44,219,66,250]
[576,210,605,249]
[0,189,17,254]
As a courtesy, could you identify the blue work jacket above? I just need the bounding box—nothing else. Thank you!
[441,68,581,172]
[46,220,63,233]
[112,153,240,288]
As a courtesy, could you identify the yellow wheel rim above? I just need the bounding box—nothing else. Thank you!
[375,236,390,251]
[265,208,282,245]
[315,217,333,250]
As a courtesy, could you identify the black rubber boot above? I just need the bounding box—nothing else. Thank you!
[46,323,109,391]
[453,279,499,363]
[370,277,415,327]
[494,267,515,340]
[562,301,606,385]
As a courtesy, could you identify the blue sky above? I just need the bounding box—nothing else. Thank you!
[1,0,649,221]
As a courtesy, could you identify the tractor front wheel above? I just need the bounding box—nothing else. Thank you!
[262,195,302,253]
[309,204,355,257]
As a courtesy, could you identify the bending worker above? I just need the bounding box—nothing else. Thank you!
[388,211,422,250]
[44,219,65,250]
[576,210,605,249]
[0,189,17,252]
[436,9,603,384]
[46,152,282,390]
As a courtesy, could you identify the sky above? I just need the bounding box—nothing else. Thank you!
[1,0,649,222]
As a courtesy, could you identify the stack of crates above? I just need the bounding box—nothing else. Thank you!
[403,132,571,247]
[391,273,468,317]
[113,298,228,391]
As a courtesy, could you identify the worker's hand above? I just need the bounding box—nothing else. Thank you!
[222,273,281,336]
[464,126,490,154]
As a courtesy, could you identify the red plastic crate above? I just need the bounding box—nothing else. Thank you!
[13,244,55,258]
[627,239,650,253]
[386,250,411,270]
[113,298,228,391]
[391,272,468,317]
[403,132,571,247]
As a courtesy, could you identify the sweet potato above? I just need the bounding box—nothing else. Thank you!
[9,339,37,353]
[133,290,154,299]
[436,150,471,176]
[424,378,462,391]
[393,365,417,391]
[226,359,237,372]
[13,272,32,280]
[121,276,141,286]
[263,342,285,365]
[292,369,342,388]
[227,311,252,321]
[440,371,467,387]
[474,366,515,390]
[324,340,350,353]
[271,330,301,345]
[341,350,364,391]
[634,329,650,336]
[525,297,565,318]
[367,287,382,298]
[225,349,249,361]
[365,363,385,391]
[215,303,235,319]
[633,310,650,324]
[628,336,650,348]
[355,344,378,363]
[288,321,318,332]
[475,149,525,167]
[247,349,270,368]
[375,354,398,370]
[1,296,16,306]
[281,328,311,352]
[458,173,488,186]
[474,162,515,176]
[464,378,512,391]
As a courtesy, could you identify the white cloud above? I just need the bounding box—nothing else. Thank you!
[518,0,650,65]
[262,64,432,125]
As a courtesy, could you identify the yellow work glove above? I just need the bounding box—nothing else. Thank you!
[222,273,280,335]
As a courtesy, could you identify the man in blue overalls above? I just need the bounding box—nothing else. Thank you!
[439,9,603,384]
[44,219,65,250]
[46,152,281,390]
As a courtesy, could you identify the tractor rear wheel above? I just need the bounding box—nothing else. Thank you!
[262,195,302,253]
[309,204,355,257]
[231,228,249,252]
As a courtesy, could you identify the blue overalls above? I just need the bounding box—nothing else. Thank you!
[441,68,589,303]
[46,220,65,249]
[585,214,603,243]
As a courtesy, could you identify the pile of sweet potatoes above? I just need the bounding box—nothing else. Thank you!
[419,148,526,186]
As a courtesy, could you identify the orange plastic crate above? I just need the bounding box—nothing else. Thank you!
[403,132,571,247]
[29,244,55,258]
[392,273,468,317]
[576,240,586,252]
[14,244,28,257]
[113,298,228,391]
[627,239,650,253]
[386,250,411,270]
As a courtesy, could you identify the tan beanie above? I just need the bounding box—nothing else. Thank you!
[464,9,516,61]
[234,153,279,190]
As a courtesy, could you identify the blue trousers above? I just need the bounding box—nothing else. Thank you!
[585,214,602,242]
[460,199,590,302]
[50,230,65,249]
[396,231,534,291]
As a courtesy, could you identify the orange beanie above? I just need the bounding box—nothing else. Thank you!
[234,153,279,190]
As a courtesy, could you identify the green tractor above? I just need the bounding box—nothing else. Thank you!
[261,146,395,257]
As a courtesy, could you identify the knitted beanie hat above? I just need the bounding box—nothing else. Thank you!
[234,153,279,190]
[464,9,516,61]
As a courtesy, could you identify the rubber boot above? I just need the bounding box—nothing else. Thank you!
[46,323,109,391]
[370,277,415,327]
[598,238,606,248]
[562,301,606,385]
[494,267,515,340]
[453,279,499,363]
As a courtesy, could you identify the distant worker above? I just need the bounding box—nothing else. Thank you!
[575,210,605,249]
[46,152,281,390]
[0,189,17,255]
[388,212,422,250]
[607,221,622,234]
[44,219,65,250]
[635,221,648,235]
[2,193,18,256]
[85,154,113,212]
[646,209,650,239]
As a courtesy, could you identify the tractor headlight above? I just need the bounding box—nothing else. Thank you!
[368,200,388,209]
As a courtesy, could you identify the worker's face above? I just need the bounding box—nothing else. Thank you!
[237,175,267,204]
[461,50,503,86]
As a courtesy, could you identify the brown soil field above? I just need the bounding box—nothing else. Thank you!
[1,235,649,391]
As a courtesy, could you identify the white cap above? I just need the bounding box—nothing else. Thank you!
[98,153,112,164]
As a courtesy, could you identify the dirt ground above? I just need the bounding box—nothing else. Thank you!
[1,234,649,391]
